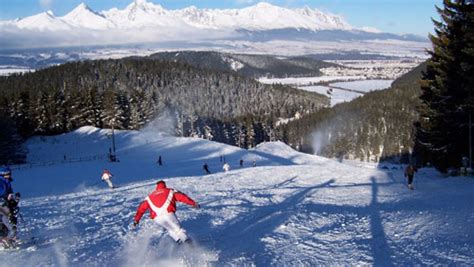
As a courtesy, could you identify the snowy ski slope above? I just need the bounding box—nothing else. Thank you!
[1,126,473,266]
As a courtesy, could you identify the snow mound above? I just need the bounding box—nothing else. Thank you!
[254,141,331,165]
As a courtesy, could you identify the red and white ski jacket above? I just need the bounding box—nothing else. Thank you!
[101,170,112,180]
[134,182,196,223]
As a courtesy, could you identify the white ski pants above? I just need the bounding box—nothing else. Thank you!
[154,212,188,243]
[103,178,114,189]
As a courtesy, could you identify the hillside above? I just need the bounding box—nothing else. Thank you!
[147,51,337,78]
[1,126,472,265]
[0,58,328,164]
[278,62,427,162]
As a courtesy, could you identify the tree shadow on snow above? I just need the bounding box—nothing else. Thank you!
[186,176,425,265]
[188,178,335,265]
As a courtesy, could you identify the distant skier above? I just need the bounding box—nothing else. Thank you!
[239,159,244,168]
[252,160,257,167]
[157,156,163,166]
[223,162,230,172]
[133,180,200,244]
[461,156,469,175]
[404,164,417,190]
[101,169,115,189]
[203,163,211,174]
[0,167,17,243]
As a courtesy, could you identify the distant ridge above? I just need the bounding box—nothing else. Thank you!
[0,0,428,49]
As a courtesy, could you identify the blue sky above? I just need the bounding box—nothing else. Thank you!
[0,0,442,36]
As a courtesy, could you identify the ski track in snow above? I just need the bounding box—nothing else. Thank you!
[1,127,473,266]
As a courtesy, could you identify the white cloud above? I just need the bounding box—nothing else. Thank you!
[0,24,235,49]
[39,0,53,9]
[361,26,381,33]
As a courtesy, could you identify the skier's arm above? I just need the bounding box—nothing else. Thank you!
[0,180,6,197]
[174,191,199,208]
[134,200,150,223]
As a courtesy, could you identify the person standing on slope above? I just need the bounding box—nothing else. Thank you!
[0,167,13,201]
[133,180,200,244]
[223,162,230,172]
[404,164,417,190]
[101,169,115,189]
[0,167,16,241]
[203,163,211,174]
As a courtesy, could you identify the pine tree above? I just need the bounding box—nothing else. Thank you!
[0,108,25,164]
[417,0,474,172]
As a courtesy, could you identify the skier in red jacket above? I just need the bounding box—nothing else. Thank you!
[133,180,200,244]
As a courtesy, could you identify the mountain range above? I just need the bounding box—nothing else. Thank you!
[0,0,427,49]
[6,1,351,32]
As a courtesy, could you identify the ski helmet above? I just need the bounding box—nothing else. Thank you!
[0,166,11,178]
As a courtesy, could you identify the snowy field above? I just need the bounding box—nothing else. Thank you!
[258,76,362,86]
[0,67,34,76]
[330,79,392,93]
[297,85,362,106]
[1,126,473,265]
[290,80,392,106]
[321,59,425,80]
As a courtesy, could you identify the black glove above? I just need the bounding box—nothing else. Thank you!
[193,203,200,209]
[133,221,139,227]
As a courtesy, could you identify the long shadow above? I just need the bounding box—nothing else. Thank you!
[369,177,394,267]
[188,176,409,265]
[198,179,335,265]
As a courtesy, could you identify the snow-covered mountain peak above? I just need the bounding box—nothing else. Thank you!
[294,7,351,30]
[248,2,280,10]
[6,1,356,32]
[241,2,290,15]
[0,1,428,49]
[16,10,71,30]
[64,3,99,19]
[74,2,89,11]
[126,0,165,14]
[62,2,112,30]
[134,0,151,5]
[112,0,169,25]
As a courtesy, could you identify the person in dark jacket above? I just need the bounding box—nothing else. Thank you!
[203,163,211,174]
[404,164,417,190]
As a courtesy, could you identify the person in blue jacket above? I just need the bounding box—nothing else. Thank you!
[0,167,13,201]
[0,167,16,241]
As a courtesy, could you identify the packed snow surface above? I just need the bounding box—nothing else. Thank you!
[2,126,473,265]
